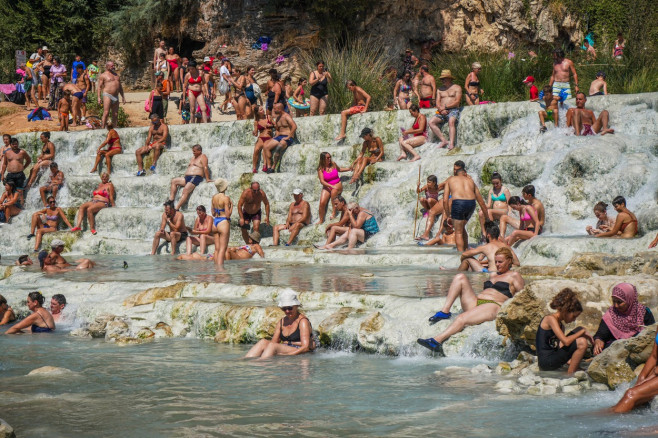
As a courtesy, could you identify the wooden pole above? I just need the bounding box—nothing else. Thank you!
[413,166,421,238]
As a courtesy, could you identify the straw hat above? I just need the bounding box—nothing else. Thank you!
[248,231,261,243]
[277,289,301,307]
[214,178,229,193]
[439,69,455,80]
[51,239,65,248]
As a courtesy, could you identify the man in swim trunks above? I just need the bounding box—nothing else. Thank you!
[97,61,126,128]
[459,221,520,271]
[152,200,187,255]
[443,160,488,252]
[272,188,311,246]
[72,64,91,125]
[263,102,297,173]
[169,144,211,210]
[538,85,559,133]
[416,65,436,109]
[153,40,166,86]
[566,92,614,136]
[335,80,371,141]
[549,48,578,102]
[237,182,270,244]
[429,70,462,150]
[1,138,31,197]
[135,114,169,175]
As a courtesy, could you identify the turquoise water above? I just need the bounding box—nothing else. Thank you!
[2,336,657,437]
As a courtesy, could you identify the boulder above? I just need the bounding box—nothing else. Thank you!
[27,366,73,376]
[317,307,354,346]
[587,324,657,388]
[495,287,544,348]
[87,314,115,338]
[105,318,130,340]
[527,383,557,395]
[0,418,15,438]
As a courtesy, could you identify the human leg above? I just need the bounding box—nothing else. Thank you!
[151,230,166,254]
[214,220,230,269]
[403,136,426,161]
[272,224,286,246]
[498,215,519,239]
[244,339,273,358]
[319,96,328,115]
[287,222,305,245]
[110,100,119,127]
[567,336,588,374]
[434,303,500,343]
[252,139,263,171]
[317,188,331,224]
[34,226,56,251]
[506,230,535,245]
[429,116,448,147]
[451,218,467,252]
[324,230,350,249]
[346,228,366,249]
[74,202,91,228]
[39,187,49,206]
[448,116,458,149]
[152,144,165,168]
[30,212,42,235]
[104,148,121,174]
[259,341,301,359]
[86,202,106,231]
[169,176,185,203]
[91,151,104,173]
[593,110,614,135]
[169,231,181,254]
[612,375,658,413]
[335,109,350,140]
[135,145,149,172]
[329,185,342,219]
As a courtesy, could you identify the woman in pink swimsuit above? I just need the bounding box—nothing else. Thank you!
[70,172,115,235]
[499,196,540,245]
[317,151,349,224]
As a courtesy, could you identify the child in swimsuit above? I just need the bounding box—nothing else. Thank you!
[417,175,441,215]
[538,85,559,133]
[57,90,72,132]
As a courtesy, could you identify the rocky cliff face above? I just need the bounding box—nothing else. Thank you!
[124,0,581,88]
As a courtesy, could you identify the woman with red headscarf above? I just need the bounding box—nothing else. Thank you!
[593,283,655,355]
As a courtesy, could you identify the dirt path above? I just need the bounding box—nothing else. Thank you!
[0,91,237,136]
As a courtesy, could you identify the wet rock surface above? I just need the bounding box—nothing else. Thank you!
[0,418,15,438]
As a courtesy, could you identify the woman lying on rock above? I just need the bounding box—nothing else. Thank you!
[245,289,316,359]
[4,292,55,334]
[536,288,592,374]
[417,247,524,355]
[613,328,658,412]
[595,196,638,239]
[593,283,654,355]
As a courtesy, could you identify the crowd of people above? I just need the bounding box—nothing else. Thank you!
[4,37,658,413]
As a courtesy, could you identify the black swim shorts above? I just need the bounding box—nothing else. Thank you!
[450,199,476,221]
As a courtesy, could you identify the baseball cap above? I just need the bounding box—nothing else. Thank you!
[292,188,303,195]
[203,56,211,62]
[51,239,65,248]
[522,76,535,83]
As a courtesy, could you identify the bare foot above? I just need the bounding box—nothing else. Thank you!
[438,141,449,148]
[447,144,455,150]
[410,155,421,162]
[314,220,324,225]
[396,154,406,161]
[334,135,346,141]
[601,128,615,135]
[90,169,97,173]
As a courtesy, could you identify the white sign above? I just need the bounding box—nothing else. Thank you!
[15,50,26,68]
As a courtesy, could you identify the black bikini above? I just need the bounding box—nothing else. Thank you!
[483,280,513,299]
[279,317,311,343]
[31,311,53,333]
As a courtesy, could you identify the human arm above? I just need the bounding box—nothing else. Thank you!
[443,180,451,218]
[4,313,38,334]
[569,61,579,92]
[596,214,625,237]
[58,207,73,228]
[300,201,311,224]
[0,154,6,178]
[352,210,369,229]
[262,192,270,225]
[545,314,588,348]
[460,245,484,261]
[417,183,428,195]
[474,186,489,221]
[201,155,211,182]
[289,318,314,355]
[593,319,615,355]
[393,81,400,101]
[360,87,371,112]
[527,207,540,236]
[84,76,90,97]
[108,183,116,207]
[635,341,658,386]
[511,248,520,266]
[373,138,384,161]
[144,126,153,147]
[237,193,245,224]
[317,168,335,190]
[287,116,297,139]
[98,133,110,152]
[0,307,15,325]
[22,150,31,169]
[308,72,318,86]
[119,79,126,104]
[650,233,658,249]
[255,244,265,258]
[404,114,427,136]
[202,76,209,98]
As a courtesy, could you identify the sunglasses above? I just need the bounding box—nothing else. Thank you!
[281,306,294,311]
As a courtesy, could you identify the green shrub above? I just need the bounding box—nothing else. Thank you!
[85,92,130,127]
[300,37,392,114]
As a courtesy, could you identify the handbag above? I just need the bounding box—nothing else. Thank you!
[144,91,154,113]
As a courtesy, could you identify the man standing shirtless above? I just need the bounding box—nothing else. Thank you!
[153,40,166,86]
[549,48,578,101]
[416,65,436,109]
[443,160,488,252]
[151,200,187,255]
[566,92,614,136]
[237,182,271,243]
[72,64,91,125]
[135,114,169,175]
[1,138,31,193]
[459,221,519,271]
[263,102,297,173]
[272,188,311,246]
[335,80,371,141]
[429,70,462,150]
[97,61,126,128]
[169,144,211,210]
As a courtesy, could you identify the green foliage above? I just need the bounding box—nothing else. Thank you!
[85,92,131,127]
[300,38,392,114]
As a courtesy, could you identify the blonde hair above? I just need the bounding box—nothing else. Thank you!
[472,62,482,70]
[495,247,514,262]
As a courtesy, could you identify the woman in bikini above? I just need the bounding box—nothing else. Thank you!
[231,67,247,120]
[166,47,181,91]
[225,231,265,260]
[418,247,524,355]
[245,289,316,358]
[252,105,273,173]
[5,291,55,334]
[596,195,638,238]
[90,123,122,174]
[415,177,447,242]
[26,131,55,189]
[309,61,332,116]
[478,172,512,237]
[317,151,350,224]
[155,52,170,80]
[182,60,209,123]
[184,205,214,255]
[0,294,16,326]
[27,196,73,252]
[417,175,441,213]
[394,71,414,110]
[70,172,115,235]
[0,182,22,223]
[349,127,384,184]
[397,103,427,162]
[464,62,483,106]
[211,178,232,269]
[499,196,540,245]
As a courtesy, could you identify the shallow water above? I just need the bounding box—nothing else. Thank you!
[2,337,657,437]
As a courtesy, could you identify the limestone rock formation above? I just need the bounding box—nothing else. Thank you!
[123,282,186,308]
[27,366,74,376]
[0,418,15,438]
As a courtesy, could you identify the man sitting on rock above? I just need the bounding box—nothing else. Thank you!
[335,80,371,142]
[428,70,462,150]
[168,144,211,211]
[458,221,520,271]
[272,188,311,246]
[237,182,270,244]
[566,92,614,136]
[136,114,169,175]
[151,200,187,255]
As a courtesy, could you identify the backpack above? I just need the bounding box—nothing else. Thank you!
[27,107,52,121]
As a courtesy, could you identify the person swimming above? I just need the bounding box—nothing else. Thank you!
[4,291,55,334]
